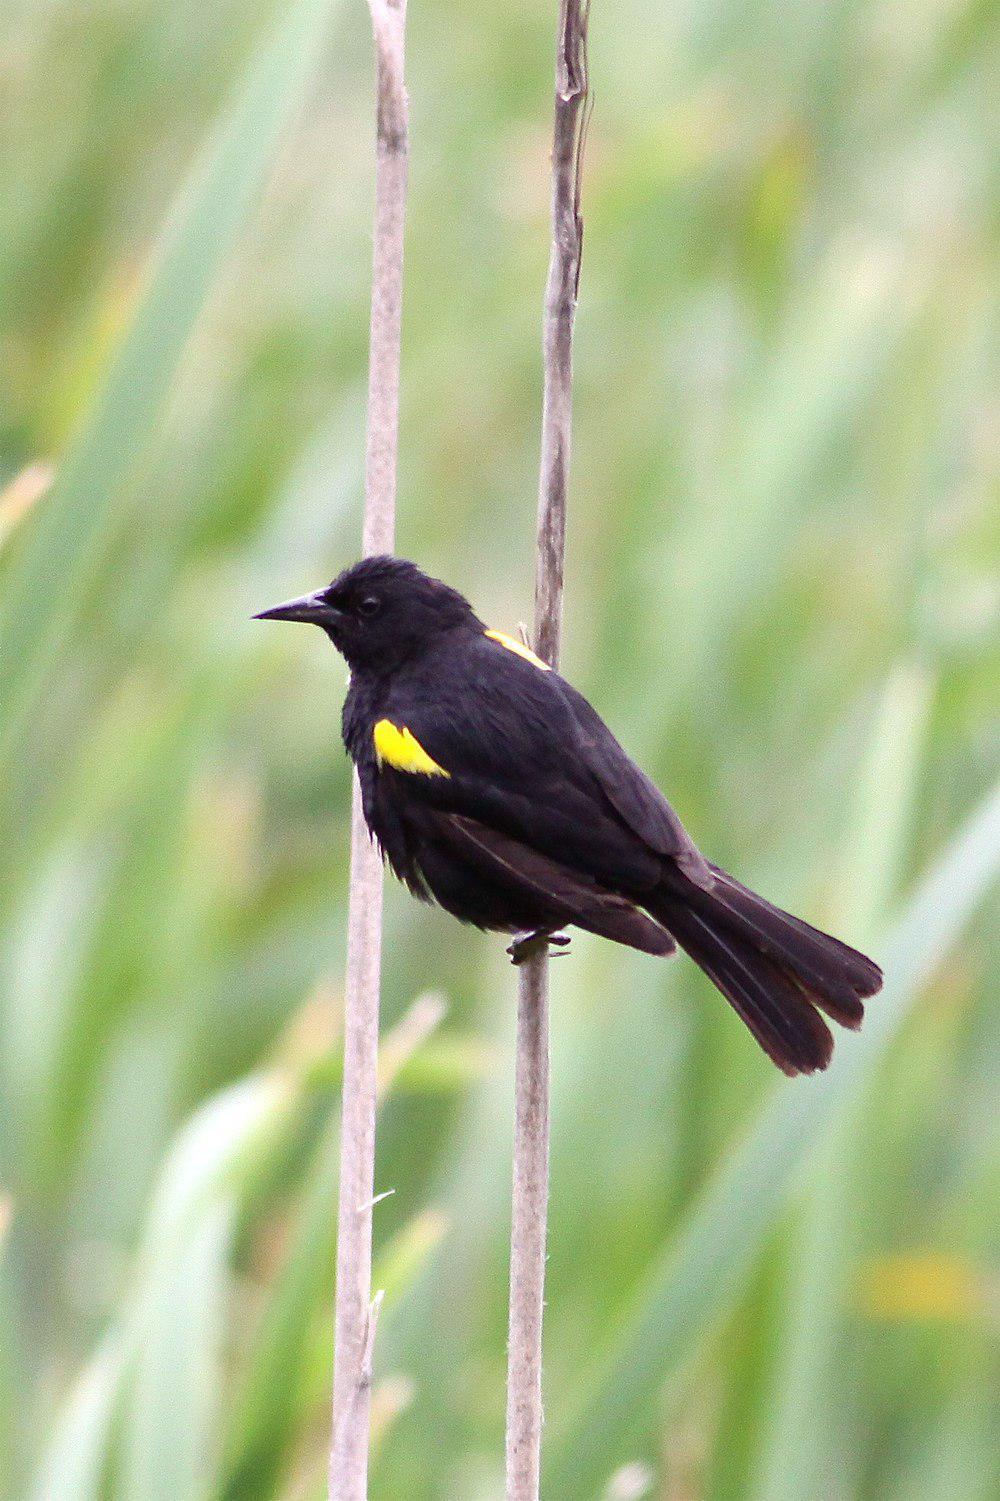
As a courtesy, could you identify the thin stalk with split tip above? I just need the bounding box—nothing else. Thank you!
[505,4,590,1499]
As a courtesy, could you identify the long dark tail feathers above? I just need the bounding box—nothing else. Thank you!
[651,866,883,1077]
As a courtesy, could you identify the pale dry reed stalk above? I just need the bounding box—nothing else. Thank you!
[329,3,408,1497]
[505,4,590,1498]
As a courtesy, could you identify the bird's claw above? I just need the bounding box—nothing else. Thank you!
[507,930,572,965]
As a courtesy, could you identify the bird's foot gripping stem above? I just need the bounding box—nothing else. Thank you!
[506,930,572,965]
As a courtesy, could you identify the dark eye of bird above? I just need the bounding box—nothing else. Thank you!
[358,595,381,617]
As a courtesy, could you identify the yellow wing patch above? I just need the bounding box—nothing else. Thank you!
[373,719,450,777]
[484,628,551,671]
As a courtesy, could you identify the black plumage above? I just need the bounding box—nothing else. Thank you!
[256,556,883,1076]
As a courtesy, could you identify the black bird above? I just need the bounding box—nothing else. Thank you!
[256,556,882,1075]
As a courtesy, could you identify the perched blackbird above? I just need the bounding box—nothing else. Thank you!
[256,556,882,1075]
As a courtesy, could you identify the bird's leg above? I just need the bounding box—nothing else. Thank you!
[507,929,572,965]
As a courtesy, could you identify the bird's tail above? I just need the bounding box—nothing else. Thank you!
[648,863,883,1075]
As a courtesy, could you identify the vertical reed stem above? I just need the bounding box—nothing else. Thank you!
[329,4,408,1497]
[505,5,589,1497]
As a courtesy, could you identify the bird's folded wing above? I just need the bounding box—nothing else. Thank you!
[376,644,711,888]
[554,678,713,886]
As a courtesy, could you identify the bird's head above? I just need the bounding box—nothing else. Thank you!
[254,555,478,673]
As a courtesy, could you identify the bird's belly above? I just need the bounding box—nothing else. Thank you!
[368,781,565,934]
[407,834,556,934]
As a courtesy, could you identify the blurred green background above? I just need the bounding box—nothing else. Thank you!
[1,1,997,1497]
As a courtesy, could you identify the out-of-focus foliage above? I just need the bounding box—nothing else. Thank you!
[0,1,996,1497]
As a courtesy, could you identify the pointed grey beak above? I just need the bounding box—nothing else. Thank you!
[253,589,337,625]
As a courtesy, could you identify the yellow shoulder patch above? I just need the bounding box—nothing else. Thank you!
[484,628,551,671]
[373,719,450,777]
